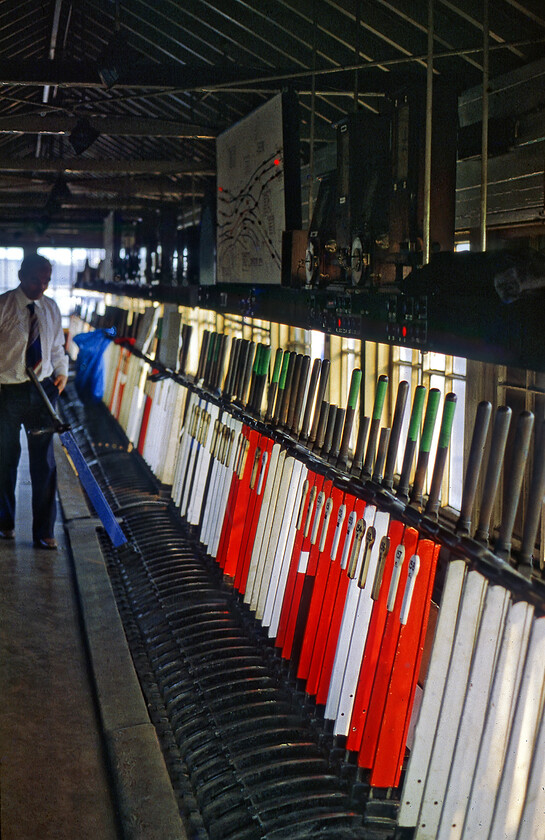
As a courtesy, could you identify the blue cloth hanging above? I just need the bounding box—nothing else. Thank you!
[73,327,116,402]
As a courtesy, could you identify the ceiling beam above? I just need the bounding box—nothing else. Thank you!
[0,195,202,210]
[0,237,105,250]
[0,58,421,94]
[0,176,191,197]
[0,59,300,90]
[0,58,178,88]
[0,158,215,175]
[0,115,217,138]
[67,177,189,194]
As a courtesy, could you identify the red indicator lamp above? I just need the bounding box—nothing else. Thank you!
[402,325,408,338]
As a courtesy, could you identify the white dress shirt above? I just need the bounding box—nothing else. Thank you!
[0,286,68,384]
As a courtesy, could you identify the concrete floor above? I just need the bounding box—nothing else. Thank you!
[0,438,120,840]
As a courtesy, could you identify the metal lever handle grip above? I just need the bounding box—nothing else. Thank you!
[383,380,409,490]
[279,351,297,428]
[309,359,331,446]
[321,404,337,457]
[265,348,284,422]
[273,350,291,425]
[299,358,321,443]
[372,427,391,484]
[313,400,330,453]
[520,420,545,567]
[475,405,512,544]
[455,400,492,535]
[362,374,389,478]
[351,416,369,476]
[397,385,427,502]
[495,410,534,561]
[424,392,457,519]
[409,388,441,508]
[329,408,345,464]
[291,355,311,435]
[337,368,362,469]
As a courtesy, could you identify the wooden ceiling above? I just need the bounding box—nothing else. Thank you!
[0,0,544,246]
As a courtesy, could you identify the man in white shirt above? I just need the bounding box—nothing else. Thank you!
[0,254,68,549]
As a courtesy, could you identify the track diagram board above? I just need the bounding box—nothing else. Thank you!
[217,93,300,285]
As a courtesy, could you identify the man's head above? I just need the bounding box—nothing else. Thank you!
[19,254,52,300]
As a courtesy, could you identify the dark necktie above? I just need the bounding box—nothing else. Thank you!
[26,302,42,374]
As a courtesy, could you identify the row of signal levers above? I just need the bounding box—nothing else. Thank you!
[94,321,545,840]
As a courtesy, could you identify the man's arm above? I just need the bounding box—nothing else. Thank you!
[49,299,69,392]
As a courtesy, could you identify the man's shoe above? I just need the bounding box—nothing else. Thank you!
[0,529,15,540]
[34,537,58,550]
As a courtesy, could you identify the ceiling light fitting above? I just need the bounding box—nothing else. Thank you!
[98,31,129,88]
[46,174,71,210]
[69,117,100,154]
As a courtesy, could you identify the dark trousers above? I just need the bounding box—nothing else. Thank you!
[0,379,59,541]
